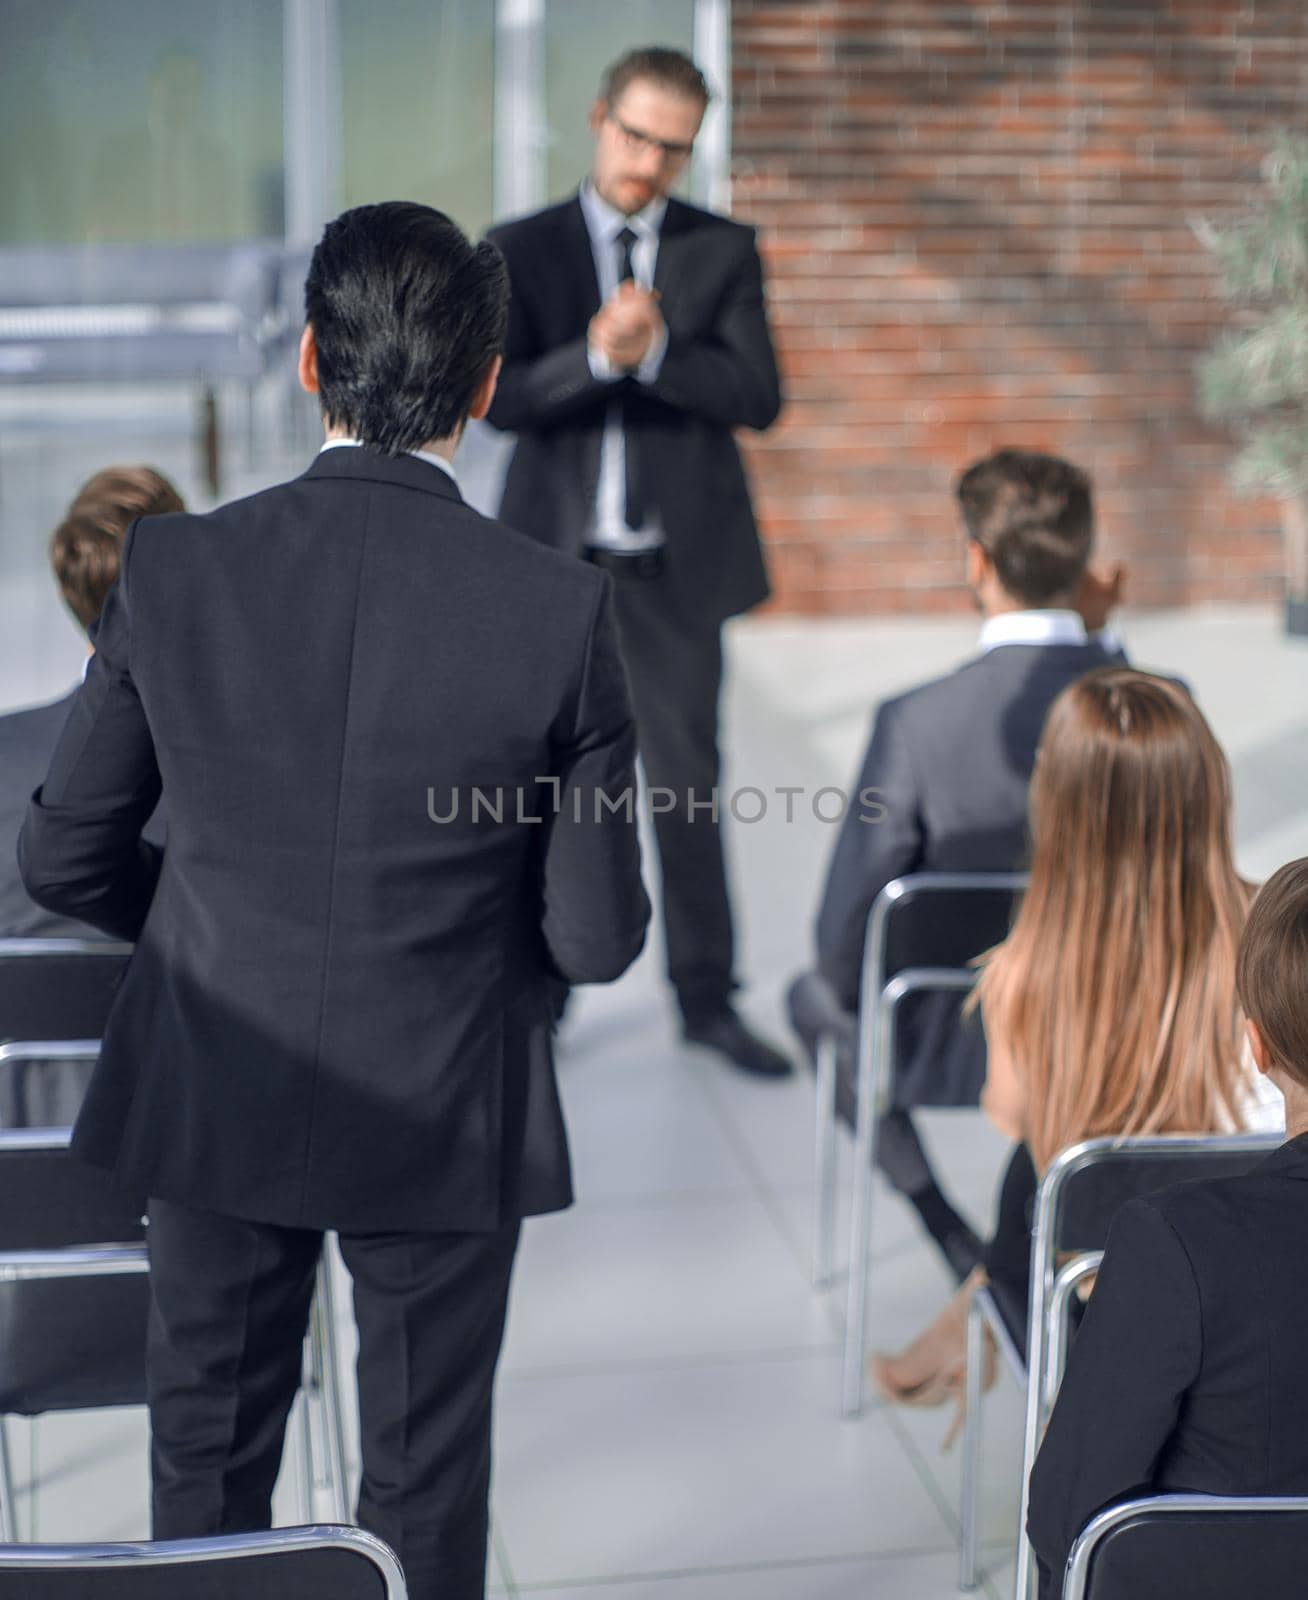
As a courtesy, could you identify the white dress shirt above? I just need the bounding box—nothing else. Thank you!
[977,608,1088,652]
[318,437,460,488]
[578,181,669,553]
[977,607,1123,657]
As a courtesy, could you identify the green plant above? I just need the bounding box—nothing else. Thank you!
[1197,135,1308,622]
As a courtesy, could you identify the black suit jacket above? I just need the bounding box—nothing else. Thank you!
[18,447,650,1233]
[1028,1134,1308,1597]
[484,194,781,625]
[2,690,167,942]
[0,692,92,939]
[815,638,1123,1104]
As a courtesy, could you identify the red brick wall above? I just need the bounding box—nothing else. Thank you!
[732,0,1308,614]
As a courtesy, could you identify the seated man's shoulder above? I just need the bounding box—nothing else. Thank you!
[882,654,998,724]
[0,692,79,766]
[0,693,73,736]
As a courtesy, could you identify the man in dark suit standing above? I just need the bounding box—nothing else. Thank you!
[20,203,650,1600]
[790,451,1126,1279]
[485,47,789,1077]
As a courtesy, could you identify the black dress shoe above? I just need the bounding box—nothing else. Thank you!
[682,1007,794,1078]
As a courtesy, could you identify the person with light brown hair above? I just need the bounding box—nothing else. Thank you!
[871,667,1279,1410]
[1026,857,1308,1597]
[977,668,1251,1171]
[0,464,182,938]
[51,465,185,634]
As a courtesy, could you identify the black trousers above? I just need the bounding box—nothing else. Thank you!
[146,1197,520,1600]
[611,579,734,1018]
[981,1143,1039,1352]
[786,970,936,1195]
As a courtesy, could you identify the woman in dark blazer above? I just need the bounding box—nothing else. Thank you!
[1028,857,1308,1598]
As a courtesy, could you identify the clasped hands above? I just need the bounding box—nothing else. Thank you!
[588,281,664,372]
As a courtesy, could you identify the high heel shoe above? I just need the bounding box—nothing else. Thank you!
[868,1267,995,1446]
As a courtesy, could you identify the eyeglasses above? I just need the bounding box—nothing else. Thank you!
[605,112,695,165]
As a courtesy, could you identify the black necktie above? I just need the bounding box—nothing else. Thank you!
[616,225,638,285]
[615,227,644,530]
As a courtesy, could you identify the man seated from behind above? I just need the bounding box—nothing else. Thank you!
[1027,856,1308,1598]
[789,449,1124,1280]
[0,465,182,939]
[0,467,180,1128]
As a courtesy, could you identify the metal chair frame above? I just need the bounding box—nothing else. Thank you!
[0,941,131,1064]
[0,941,133,959]
[1062,1493,1308,1600]
[812,871,1027,1418]
[949,1132,1281,1597]
[0,1044,351,1538]
[959,1252,1101,1589]
[0,1522,407,1596]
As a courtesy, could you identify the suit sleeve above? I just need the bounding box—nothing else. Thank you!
[540,575,651,984]
[644,228,782,431]
[18,524,163,942]
[483,226,616,433]
[1027,1198,1202,1598]
[815,700,924,1011]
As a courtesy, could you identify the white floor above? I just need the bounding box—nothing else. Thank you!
[2,385,1306,1597]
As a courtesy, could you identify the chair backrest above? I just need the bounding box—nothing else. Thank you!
[0,1524,407,1598]
[1064,1493,1308,1600]
[1030,1134,1282,1392]
[0,1129,148,1415]
[0,942,132,1045]
[872,873,1027,982]
[1040,1133,1283,1262]
[1014,1135,1287,1600]
[861,873,1027,1109]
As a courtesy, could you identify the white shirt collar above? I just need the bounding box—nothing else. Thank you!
[318,438,459,487]
[579,180,668,245]
[977,609,1088,652]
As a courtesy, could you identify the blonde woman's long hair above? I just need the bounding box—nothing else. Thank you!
[973,668,1248,1173]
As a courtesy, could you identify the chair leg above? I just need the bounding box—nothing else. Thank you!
[1014,1334,1045,1600]
[958,1297,985,1590]
[812,1032,838,1288]
[0,1419,18,1542]
[312,1250,351,1522]
[292,1388,313,1523]
[841,1069,880,1416]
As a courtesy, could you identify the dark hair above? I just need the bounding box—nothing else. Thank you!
[1237,857,1308,1088]
[50,465,185,631]
[304,202,509,454]
[599,47,712,109]
[955,449,1094,606]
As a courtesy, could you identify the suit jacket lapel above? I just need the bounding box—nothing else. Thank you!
[563,195,602,326]
[653,199,692,321]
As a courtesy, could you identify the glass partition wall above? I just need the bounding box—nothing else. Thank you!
[3,0,723,264]
[0,0,727,707]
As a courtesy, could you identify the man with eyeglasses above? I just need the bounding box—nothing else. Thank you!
[486,46,789,1078]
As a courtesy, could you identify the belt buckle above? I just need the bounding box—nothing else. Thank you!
[585,545,664,581]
